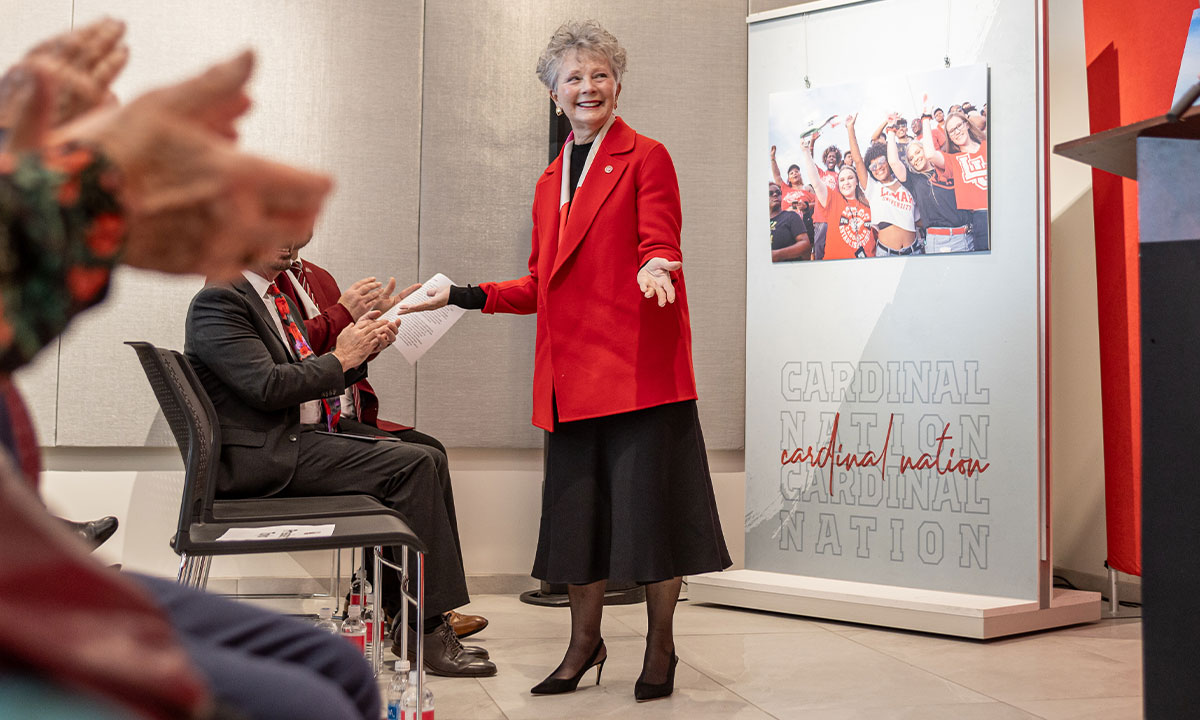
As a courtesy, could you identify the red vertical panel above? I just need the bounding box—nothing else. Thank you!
[1081,0,1195,576]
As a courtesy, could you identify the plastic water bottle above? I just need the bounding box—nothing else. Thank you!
[348,581,377,645]
[400,669,434,720]
[386,660,410,720]
[340,605,366,655]
[315,606,339,634]
[348,590,374,648]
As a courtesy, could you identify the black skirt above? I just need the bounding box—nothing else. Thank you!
[532,400,732,585]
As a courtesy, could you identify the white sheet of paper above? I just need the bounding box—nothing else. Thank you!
[216,524,336,541]
[379,273,466,365]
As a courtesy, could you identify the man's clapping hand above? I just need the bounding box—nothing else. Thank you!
[331,311,398,371]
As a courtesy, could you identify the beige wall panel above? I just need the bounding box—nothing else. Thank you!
[417,0,747,448]
[2,2,75,445]
[57,269,202,447]
[58,0,423,444]
[0,0,73,64]
[13,341,60,446]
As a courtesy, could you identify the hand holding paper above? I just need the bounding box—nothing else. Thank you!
[378,273,464,364]
[396,283,450,314]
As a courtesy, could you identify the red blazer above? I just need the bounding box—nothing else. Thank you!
[280,261,412,432]
[481,117,697,431]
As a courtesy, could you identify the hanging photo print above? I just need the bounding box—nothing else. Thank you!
[768,64,988,263]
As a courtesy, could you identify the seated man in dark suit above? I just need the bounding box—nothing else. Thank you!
[274,235,489,641]
[184,241,496,678]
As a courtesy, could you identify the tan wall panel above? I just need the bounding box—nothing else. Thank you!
[416,0,747,448]
[13,342,60,446]
[58,0,423,445]
[0,0,73,64]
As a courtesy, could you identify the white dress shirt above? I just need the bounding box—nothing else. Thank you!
[285,266,358,420]
[242,270,322,425]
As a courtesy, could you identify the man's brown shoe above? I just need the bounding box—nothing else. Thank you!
[445,610,488,639]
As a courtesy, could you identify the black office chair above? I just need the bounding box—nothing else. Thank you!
[126,341,425,675]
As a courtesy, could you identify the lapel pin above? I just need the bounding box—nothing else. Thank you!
[604,165,613,173]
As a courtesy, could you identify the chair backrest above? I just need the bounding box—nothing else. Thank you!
[126,342,222,539]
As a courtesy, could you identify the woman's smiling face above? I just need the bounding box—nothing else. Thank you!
[906,142,929,172]
[946,114,972,147]
[551,50,619,140]
[838,167,858,198]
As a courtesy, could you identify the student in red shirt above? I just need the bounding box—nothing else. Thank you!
[776,142,841,260]
[769,182,811,262]
[769,146,811,216]
[927,110,988,251]
[799,128,873,260]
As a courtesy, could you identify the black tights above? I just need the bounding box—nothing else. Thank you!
[548,576,682,684]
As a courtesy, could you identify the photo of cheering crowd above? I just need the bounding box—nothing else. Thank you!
[768,64,988,262]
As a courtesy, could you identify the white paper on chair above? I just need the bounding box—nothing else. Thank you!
[378,273,465,365]
[216,524,336,541]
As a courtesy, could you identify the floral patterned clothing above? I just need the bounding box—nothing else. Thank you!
[0,143,125,374]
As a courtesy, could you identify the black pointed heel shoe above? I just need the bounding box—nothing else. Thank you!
[530,639,606,695]
[634,653,678,702]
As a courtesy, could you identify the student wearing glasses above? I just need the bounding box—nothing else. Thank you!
[926,110,989,251]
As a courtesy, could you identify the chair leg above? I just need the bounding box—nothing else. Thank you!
[401,550,409,674]
[414,550,425,716]
[329,549,340,601]
[198,556,213,590]
[182,556,200,588]
[374,547,421,686]
[372,546,384,676]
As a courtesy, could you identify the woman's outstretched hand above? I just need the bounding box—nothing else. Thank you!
[638,257,682,307]
[396,283,450,314]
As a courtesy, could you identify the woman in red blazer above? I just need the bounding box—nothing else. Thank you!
[407,19,730,703]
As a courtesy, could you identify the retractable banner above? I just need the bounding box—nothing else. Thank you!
[746,0,1045,601]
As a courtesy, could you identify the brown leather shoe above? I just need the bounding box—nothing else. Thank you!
[446,610,488,639]
[391,620,497,677]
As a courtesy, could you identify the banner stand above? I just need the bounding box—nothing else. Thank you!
[710,0,1101,639]
[689,571,1097,640]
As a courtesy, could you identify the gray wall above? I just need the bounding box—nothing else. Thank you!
[7,0,748,450]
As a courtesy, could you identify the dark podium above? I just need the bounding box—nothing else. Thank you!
[1056,105,1200,719]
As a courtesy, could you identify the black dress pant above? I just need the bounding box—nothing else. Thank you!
[359,427,452,619]
[278,420,467,619]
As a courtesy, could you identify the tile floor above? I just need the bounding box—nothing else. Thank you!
[373,594,1144,720]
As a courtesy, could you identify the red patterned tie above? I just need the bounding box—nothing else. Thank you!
[267,282,340,431]
[279,267,363,421]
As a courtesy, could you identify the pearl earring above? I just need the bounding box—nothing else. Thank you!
[555,106,563,116]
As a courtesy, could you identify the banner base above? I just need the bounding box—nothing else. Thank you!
[688,569,1100,639]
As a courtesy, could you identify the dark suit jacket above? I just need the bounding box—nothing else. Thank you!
[184,275,366,498]
[278,260,411,432]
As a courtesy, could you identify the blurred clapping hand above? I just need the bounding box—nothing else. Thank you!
[0,18,333,282]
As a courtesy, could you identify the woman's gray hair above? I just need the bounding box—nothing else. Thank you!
[536,20,627,90]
